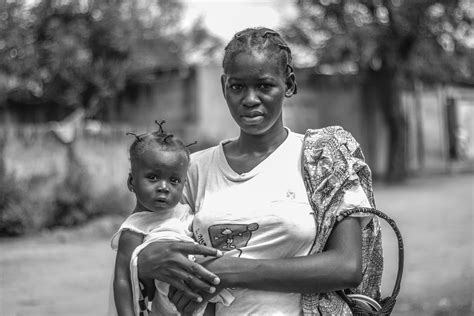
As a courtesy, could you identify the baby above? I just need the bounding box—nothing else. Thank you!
[107,121,232,316]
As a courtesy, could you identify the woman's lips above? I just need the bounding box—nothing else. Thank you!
[241,112,264,124]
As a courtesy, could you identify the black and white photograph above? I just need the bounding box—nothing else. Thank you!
[1,0,473,315]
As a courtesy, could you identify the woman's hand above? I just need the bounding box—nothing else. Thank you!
[137,241,222,302]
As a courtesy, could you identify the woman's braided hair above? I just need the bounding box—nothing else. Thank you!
[127,120,196,170]
[222,27,297,93]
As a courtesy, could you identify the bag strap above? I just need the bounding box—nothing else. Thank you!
[336,207,404,315]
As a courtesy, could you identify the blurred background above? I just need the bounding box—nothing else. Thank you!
[0,0,473,315]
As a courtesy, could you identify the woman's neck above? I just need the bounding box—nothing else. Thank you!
[223,124,287,175]
[236,125,288,155]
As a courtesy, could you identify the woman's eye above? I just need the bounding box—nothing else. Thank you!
[170,177,180,184]
[259,83,271,89]
[230,84,242,90]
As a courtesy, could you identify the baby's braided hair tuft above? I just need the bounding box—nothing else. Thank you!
[222,27,297,94]
[127,120,196,170]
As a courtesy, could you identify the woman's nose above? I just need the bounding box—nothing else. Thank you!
[242,88,260,107]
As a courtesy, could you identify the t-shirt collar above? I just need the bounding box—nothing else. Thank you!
[217,127,292,181]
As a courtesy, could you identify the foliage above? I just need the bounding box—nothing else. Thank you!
[283,0,474,181]
[46,150,131,228]
[90,186,133,218]
[284,0,474,83]
[0,0,222,117]
[0,136,131,235]
[0,172,29,236]
[0,169,132,236]
[0,172,54,236]
[47,159,94,228]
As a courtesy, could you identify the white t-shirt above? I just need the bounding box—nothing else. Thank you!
[183,128,370,315]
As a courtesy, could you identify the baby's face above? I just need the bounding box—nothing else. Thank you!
[131,148,188,213]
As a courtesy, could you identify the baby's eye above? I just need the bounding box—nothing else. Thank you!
[146,175,157,181]
[230,84,243,91]
[259,83,272,89]
[170,177,181,184]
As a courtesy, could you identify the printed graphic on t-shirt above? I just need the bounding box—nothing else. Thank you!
[208,223,259,256]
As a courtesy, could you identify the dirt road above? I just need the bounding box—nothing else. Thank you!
[1,173,472,315]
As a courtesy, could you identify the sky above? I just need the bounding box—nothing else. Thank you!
[181,0,298,41]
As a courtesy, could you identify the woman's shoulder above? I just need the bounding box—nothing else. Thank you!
[304,126,361,151]
[190,143,220,161]
[187,143,223,176]
[188,139,234,169]
[304,125,349,139]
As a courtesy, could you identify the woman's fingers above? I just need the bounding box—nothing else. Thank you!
[187,261,221,287]
[175,243,222,285]
[176,242,223,258]
[171,265,217,294]
[137,241,222,299]
[138,242,221,280]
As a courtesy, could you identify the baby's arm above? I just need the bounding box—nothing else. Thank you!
[114,229,144,316]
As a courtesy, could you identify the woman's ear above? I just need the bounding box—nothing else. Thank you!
[220,74,227,98]
[127,173,134,193]
[285,72,297,97]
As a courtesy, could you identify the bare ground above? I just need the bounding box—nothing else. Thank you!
[1,173,473,316]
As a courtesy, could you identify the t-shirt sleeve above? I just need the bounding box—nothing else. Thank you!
[182,153,198,213]
[182,177,194,211]
[335,183,373,228]
[176,203,194,237]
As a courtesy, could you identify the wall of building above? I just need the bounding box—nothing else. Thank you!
[6,65,471,181]
[193,66,474,177]
[116,68,197,135]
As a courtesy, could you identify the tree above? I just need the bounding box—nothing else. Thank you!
[283,0,474,181]
[0,0,221,121]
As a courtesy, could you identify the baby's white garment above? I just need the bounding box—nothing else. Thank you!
[107,204,233,316]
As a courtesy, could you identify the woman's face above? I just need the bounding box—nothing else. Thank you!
[221,52,294,136]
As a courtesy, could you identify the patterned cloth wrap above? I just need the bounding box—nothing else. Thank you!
[301,126,383,316]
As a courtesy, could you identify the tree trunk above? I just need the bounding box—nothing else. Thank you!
[367,65,408,182]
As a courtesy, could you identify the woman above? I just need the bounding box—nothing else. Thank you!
[137,27,381,315]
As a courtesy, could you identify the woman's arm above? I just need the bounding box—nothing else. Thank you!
[168,217,362,314]
[205,216,363,293]
[114,230,145,316]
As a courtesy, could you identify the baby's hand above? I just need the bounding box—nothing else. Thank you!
[168,285,222,316]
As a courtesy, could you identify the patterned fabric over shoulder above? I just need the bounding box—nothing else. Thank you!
[300,126,383,315]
